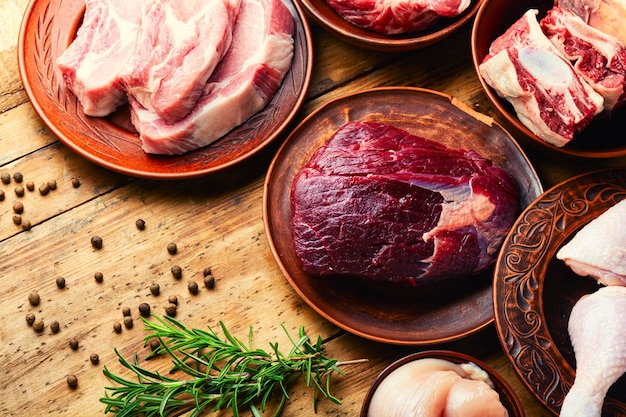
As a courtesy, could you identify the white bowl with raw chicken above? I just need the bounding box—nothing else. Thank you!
[360,350,525,417]
[493,168,626,416]
[471,0,626,159]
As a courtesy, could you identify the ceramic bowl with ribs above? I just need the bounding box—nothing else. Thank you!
[471,0,626,159]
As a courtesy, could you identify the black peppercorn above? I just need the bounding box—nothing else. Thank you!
[167,242,177,255]
[91,235,103,249]
[188,281,199,295]
[138,302,151,317]
[56,277,66,289]
[170,265,182,279]
[135,219,145,230]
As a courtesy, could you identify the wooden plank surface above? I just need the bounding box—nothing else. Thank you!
[1,0,625,416]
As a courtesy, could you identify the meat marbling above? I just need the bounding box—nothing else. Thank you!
[290,121,520,287]
[478,9,604,147]
[324,0,471,35]
[130,0,294,155]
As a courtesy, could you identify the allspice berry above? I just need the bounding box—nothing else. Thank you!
[123,316,133,329]
[13,201,24,214]
[21,220,32,231]
[94,272,104,283]
[188,281,199,295]
[13,172,23,183]
[33,319,45,333]
[203,274,215,289]
[1,172,10,184]
[113,322,122,334]
[66,374,78,389]
[170,265,182,279]
[122,306,131,316]
[168,295,178,305]
[149,283,160,296]
[69,338,79,350]
[138,302,151,317]
[167,242,177,255]
[56,277,66,289]
[135,219,145,230]
[50,320,60,334]
[38,182,50,195]
[14,185,25,197]
[165,304,177,317]
[71,178,81,188]
[90,353,100,365]
[28,292,40,306]
[26,181,35,191]
[25,312,36,326]
[90,235,103,249]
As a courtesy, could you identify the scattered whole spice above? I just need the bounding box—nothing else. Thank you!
[56,277,66,289]
[149,338,160,351]
[26,181,34,191]
[72,177,81,188]
[113,322,122,334]
[12,215,21,225]
[69,338,79,350]
[91,235,103,249]
[13,172,23,183]
[135,219,145,230]
[25,312,36,326]
[13,201,24,214]
[170,265,182,279]
[67,374,78,389]
[122,307,131,317]
[28,292,40,306]
[33,319,45,333]
[168,295,178,305]
[50,320,60,334]
[203,267,212,277]
[22,220,32,231]
[149,283,160,296]
[204,274,215,289]
[90,353,100,365]
[165,304,177,317]
[123,316,134,329]
[188,281,199,295]
[0,190,4,201]
[14,185,25,197]
[47,179,57,190]
[94,272,104,283]
[138,302,151,317]
[1,172,10,184]
[167,242,177,255]
[38,182,50,195]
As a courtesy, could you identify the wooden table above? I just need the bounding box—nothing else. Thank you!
[1,1,625,416]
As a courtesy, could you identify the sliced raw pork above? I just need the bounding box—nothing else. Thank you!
[290,121,520,287]
[560,285,626,417]
[479,9,604,147]
[324,0,471,35]
[555,0,626,46]
[556,199,626,286]
[56,0,146,117]
[121,0,242,122]
[541,6,626,111]
[129,0,294,155]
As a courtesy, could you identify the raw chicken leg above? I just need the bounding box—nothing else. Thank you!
[556,199,626,286]
[560,285,626,417]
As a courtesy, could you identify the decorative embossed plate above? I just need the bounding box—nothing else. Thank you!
[18,0,312,179]
[264,87,543,345]
[494,169,626,416]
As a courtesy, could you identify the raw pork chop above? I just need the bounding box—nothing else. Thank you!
[324,0,471,35]
[121,0,242,122]
[129,0,294,155]
[56,0,146,117]
[479,9,604,147]
[560,285,626,417]
[555,0,626,45]
[290,121,520,287]
[556,199,626,286]
[541,6,626,111]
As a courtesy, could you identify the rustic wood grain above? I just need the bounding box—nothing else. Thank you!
[0,2,625,416]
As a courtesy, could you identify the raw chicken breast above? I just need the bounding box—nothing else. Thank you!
[560,285,626,417]
[556,199,626,286]
[367,358,508,417]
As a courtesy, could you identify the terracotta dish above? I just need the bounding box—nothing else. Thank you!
[471,0,626,159]
[18,0,313,179]
[298,0,484,52]
[360,350,525,417]
[494,169,626,416]
[264,87,543,345]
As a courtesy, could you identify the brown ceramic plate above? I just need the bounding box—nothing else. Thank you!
[298,0,484,52]
[360,350,525,417]
[18,0,313,179]
[264,87,543,345]
[471,0,626,159]
[494,169,626,416]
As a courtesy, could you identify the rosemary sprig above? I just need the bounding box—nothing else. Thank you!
[100,314,363,417]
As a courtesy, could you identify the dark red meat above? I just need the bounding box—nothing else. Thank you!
[290,121,520,287]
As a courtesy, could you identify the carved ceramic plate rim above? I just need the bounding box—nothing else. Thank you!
[264,86,543,346]
[18,0,313,179]
[493,168,626,416]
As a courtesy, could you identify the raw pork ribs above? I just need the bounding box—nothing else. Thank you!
[290,121,520,287]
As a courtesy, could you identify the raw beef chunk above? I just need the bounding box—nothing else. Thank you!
[540,6,626,111]
[290,121,520,287]
[479,9,604,147]
[556,0,626,46]
[130,0,294,155]
[324,0,470,35]
[56,0,146,117]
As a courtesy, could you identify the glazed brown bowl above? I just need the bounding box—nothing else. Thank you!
[298,0,485,52]
[471,0,626,159]
[360,350,525,417]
